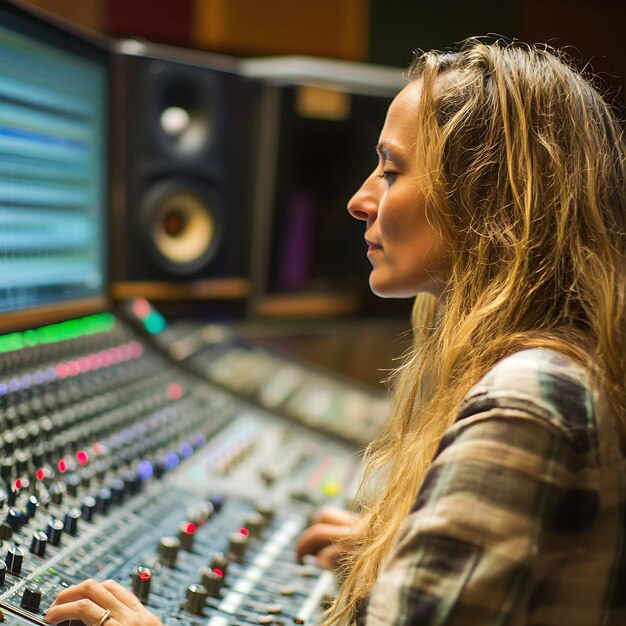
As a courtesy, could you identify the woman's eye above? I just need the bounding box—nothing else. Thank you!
[378,171,398,185]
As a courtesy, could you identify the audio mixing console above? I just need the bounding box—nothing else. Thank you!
[127,302,391,447]
[0,313,361,625]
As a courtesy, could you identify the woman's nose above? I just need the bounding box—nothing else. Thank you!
[347,175,378,221]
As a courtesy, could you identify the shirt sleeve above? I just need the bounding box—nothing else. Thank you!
[363,399,595,626]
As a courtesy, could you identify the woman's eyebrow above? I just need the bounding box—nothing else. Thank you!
[376,142,406,165]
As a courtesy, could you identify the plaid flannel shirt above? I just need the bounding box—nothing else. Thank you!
[362,348,625,626]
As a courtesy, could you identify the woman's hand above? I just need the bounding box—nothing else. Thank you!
[295,506,362,570]
[44,578,163,626]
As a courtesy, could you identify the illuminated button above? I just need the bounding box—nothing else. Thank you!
[158,536,180,568]
[178,522,196,552]
[186,584,207,616]
[199,566,223,598]
[131,566,151,603]
[30,531,47,558]
[6,545,24,575]
[321,482,341,498]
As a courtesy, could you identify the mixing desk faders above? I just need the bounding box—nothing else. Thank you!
[0,313,361,625]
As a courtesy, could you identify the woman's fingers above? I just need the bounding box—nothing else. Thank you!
[44,597,111,625]
[101,578,144,610]
[295,522,355,561]
[310,506,357,526]
[48,579,124,613]
[44,579,163,626]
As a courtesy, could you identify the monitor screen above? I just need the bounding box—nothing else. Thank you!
[0,3,109,316]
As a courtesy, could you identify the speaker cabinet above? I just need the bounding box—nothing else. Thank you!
[110,41,259,302]
[241,57,410,318]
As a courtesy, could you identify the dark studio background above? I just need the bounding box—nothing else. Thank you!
[20,0,626,389]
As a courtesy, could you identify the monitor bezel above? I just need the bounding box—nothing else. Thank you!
[0,0,114,333]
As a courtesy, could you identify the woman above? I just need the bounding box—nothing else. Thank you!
[45,39,626,626]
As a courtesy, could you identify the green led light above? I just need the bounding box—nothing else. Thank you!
[0,313,116,354]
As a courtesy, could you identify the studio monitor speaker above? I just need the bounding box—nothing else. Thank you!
[110,41,259,302]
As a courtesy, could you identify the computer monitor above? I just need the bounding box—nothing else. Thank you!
[0,0,110,330]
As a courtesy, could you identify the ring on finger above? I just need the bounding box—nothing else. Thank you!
[91,608,112,626]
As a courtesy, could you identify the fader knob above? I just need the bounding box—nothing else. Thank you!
[30,531,47,557]
[46,518,64,546]
[186,584,207,615]
[21,585,42,612]
[6,545,24,575]
[158,537,180,568]
[200,566,224,598]
[63,508,81,535]
[178,522,196,552]
[227,531,248,562]
[131,566,151,603]
[0,559,6,585]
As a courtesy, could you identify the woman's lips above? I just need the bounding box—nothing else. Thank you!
[365,238,382,255]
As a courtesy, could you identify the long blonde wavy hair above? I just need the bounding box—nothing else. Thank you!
[329,39,626,624]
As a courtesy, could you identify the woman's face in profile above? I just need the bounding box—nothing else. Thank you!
[347,81,448,298]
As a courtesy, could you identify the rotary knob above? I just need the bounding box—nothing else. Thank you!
[178,522,196,552]
[158,536,180,568]
[109,479,125,505]
[46,518,64,546]
[200,566,224,598]
[64,508,81,535]
[50,482,65,506]
[26,495,40,519]
[186,584,207,615]
[255,502,274,525]
[95,488,112,515]
[242,512,264,538]
[227,531,248,562]
[131,566,151,603]
[21,585,42,612]
[65,474,81,498]
[5,508,22,532]
[0,559,6,585]
[30,530,48,557]
[81,496,96,522]
[6,545,24,575]
[210,552,229,578]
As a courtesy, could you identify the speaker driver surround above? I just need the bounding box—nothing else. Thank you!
[141,180,222,275]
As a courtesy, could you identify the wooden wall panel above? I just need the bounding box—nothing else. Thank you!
[191,0,369,60]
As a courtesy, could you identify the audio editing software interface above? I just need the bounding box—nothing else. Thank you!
[0,9,108,313]
[0,3,386,626]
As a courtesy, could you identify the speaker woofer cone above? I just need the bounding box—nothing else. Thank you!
[141,180,222,275]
